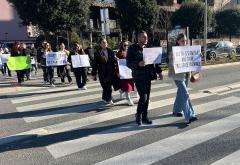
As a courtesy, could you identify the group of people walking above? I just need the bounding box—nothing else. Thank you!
[1,42,38,84]
[1,31,198,126]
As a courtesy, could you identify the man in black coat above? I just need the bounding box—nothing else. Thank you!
[92,38,119,105]
[126,31,163,125]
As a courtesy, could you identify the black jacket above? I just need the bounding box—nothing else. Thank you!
[91,48,118,82]
[126,43,162,81]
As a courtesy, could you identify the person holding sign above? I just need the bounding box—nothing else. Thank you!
[30,44,38,75]
[126,31,163,126]
[20,43,31,80]
[40,42,55,87]
[168,33,198,124]
[58,43,72,85]
[91,38,120,105]
[68,43,88,90]
[10,42,25,84]
[116,41,134,106]
[1,48,11,77]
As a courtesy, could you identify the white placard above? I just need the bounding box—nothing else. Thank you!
[118,59,132,79]
[1,54,10,64]
[143,47,163,65]
[71,55,91,68]
[46,52,67,66]
[0,57,2,66]
[173,45,201,74]
[31,58,36,64]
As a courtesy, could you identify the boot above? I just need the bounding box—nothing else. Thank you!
[142,116,152,125]
[135,114,141,126]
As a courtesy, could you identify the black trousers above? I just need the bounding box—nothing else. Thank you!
[16,70,25,83]
[59,65,72,83]
[1,64,11,76]
[25,68,31,80]
[73,68,87,88]
[99,80,113,102]
[42,66,54,84]
[135,79,151,119]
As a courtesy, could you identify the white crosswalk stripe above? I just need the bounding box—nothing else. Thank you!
[23,87,178,123]
[47,96,240,159]
[211,150,240,165]
[2,80,240,164]
[94,112,240,165]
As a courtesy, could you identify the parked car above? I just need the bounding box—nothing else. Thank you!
[203,41,236,60]
[236,45,240,55]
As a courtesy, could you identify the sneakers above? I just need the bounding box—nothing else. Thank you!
[50,84,55,87]
[80,86,87,90]
[43,81,47,86]
[102,99,114,106]
[127,99,134,106]
[172,112,183,117]
[188,116,198,124]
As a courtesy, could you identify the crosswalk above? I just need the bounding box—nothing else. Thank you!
[1,79,240,164]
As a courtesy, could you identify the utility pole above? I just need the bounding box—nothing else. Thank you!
[204,0,208,63]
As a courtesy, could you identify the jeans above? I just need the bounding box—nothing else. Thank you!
[173,79,195,121]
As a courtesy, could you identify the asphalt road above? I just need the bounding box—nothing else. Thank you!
[0,62,240,165]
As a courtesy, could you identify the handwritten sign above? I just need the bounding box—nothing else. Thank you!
[143,47,163,65]
[173,45,201,74]
[118,59,132,79]
[71,55,91,68]
[46,52,67,66]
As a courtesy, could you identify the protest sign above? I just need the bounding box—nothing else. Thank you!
[31,58,36,64]
[46,52,67,66]
[143,47,163,65]
[1,54,10,64]
[172,45,201,74]
[118,59,132,79]
[71,55,90,68]
[7,56,31,71]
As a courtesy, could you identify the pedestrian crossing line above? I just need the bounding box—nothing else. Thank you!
[11,81,101,96]
[15,84,175,113]
[12,83,171,104]
[211,149,240,165]
[202,81,240,94]
[218,88,240,96]
[46,96,240,159]
[0,90,213,146]
[94,104,240,165]
[23,87,180,123]
[25,91,212,136]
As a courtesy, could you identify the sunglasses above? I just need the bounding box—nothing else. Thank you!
[123,44,129,47]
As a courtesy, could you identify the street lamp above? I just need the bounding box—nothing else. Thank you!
[204,0,208,63]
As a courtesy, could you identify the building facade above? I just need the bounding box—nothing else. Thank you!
[0,0,35,43]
